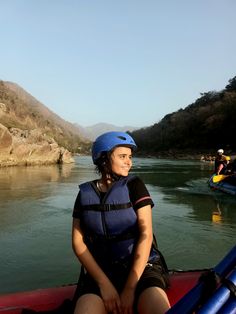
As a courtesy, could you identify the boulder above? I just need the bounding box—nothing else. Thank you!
[0,124,12,150]
[0,124,74,167]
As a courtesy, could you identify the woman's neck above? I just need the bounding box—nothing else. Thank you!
[97,175,113,192]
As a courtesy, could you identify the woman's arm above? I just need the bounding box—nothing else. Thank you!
[72,218,103,276]
[72,218,121,313]
[120,205,153,311]
[125,204,153,288]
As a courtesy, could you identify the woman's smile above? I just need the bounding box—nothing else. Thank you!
[110,146,132,176]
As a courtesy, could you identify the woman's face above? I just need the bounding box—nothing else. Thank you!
[110,146,132,177]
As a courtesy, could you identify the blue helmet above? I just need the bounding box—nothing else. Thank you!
[92,131,137,164]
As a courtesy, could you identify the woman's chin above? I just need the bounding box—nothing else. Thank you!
[114,171,129,177]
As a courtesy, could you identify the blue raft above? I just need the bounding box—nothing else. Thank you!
[208,175,236,196]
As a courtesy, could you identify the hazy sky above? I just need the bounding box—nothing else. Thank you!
[1,0,236,127]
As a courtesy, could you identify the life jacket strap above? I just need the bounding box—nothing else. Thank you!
[80,202,132,211]
[85,230,138,243]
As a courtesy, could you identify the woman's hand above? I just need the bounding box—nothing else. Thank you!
[120,286,135,314]
[99,279,121,314]
[73,219,121,313]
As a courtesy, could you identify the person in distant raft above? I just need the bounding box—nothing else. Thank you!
[72,132,170,314]
[214,149,230,175]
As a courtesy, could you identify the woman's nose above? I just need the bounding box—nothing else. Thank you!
[125,157,131,164]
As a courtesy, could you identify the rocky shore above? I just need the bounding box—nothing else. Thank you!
[0,123,74,167]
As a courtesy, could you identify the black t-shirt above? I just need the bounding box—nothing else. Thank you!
[73,176,154,219]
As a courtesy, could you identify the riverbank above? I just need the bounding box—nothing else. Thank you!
[136,151,206,160]
[136,149,236,161]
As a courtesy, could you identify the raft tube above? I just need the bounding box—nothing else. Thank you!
[208,175,236,196]
[0,271,202,314]
[198,269,236,313]
[218,296,236,314]
[166,245,236,314]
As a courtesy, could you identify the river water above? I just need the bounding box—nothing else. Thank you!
[0,156,235,294]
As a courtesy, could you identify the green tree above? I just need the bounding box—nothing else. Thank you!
[225,76,236,91]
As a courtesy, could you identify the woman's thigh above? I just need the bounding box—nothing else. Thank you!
[137,287,170,314]
[74,293,107,314]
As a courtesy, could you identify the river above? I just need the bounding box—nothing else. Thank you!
[0,156,235,294]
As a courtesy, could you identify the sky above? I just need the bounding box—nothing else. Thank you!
[1,0,236,128]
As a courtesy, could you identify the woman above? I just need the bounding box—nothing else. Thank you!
[72,132,170,314]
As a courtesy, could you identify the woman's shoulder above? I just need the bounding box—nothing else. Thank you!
[127,175,154,209]
[127,174,145,186]
[127,175,149,195]
[79,179,97,188]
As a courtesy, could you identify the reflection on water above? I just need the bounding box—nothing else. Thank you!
[212,203,222,224]
[0,163,74,200]
[0,156,235,294]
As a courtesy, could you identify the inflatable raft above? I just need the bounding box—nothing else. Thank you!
[0,245,235,314]
[0,271,205,314]
[208,175,236,196]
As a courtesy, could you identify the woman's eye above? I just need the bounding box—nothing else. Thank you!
[118,154,132,160]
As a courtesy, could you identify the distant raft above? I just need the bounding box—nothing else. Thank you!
[208,174,236,196]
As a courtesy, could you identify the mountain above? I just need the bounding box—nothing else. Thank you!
[74,122,138,141]
[0,80,94,166]
[130,76,236,157]
[2,75,236,164]
[0,81,90,153]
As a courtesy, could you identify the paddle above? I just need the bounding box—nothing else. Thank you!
[212,174,231,183]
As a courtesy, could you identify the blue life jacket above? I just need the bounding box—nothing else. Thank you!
[79,175,159,267]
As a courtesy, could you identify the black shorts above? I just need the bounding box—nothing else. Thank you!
[72,259,169,310]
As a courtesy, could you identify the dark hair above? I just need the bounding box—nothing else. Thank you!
[95,152,112,176]
[95,150,121,181]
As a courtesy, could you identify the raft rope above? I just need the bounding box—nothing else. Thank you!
[197,268,236,310]
[221,275,236,298]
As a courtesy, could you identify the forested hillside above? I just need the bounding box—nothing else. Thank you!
[1,76,236,159]
[131,76,236,157]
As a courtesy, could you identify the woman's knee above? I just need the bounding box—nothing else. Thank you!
[74,293,107,314]
[137,287,170,314]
